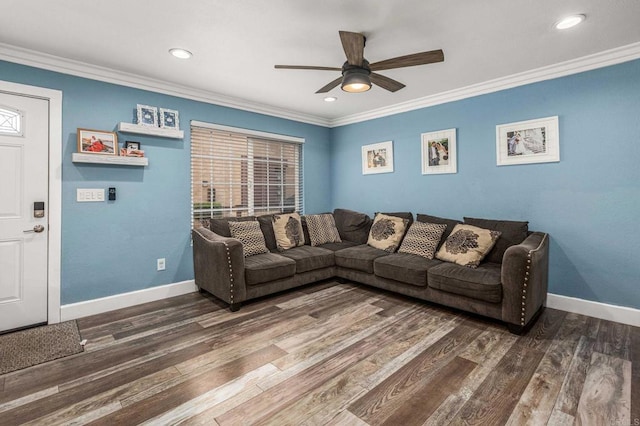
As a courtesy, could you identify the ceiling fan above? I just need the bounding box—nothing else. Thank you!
[274,30,444,94]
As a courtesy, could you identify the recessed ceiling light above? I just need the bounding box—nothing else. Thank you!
[324,97,337,102]
[555,14,586,30]
[169,48,193,59]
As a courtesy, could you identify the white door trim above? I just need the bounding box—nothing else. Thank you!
[0,80,62,325]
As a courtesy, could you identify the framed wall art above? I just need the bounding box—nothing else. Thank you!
[496,116,559,166]
[362,141,393,175]
[421,128,457,175]
[136,104,158,127]
[159,108,180,129]
[77,128,118,155]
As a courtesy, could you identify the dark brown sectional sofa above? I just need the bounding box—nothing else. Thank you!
[192,209,549,334]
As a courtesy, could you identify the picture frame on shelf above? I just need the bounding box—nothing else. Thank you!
[121,140,144,158]
[136,104,158,127]
[496,116,559,166]
[125,141,140,150]
[362,141,394,175]
[77,128,118,155]
[421,128,457,175]
[159,108,180,130]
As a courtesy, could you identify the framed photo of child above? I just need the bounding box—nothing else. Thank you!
[77,128,118,155]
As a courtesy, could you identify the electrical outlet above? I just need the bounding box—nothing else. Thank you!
[157,258,166,271]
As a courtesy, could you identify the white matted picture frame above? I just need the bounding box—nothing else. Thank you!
[159,108,180,129]
[496,116,559,166]
[362,141,394,175]
[136,104,158,127]
[421,128,457,175]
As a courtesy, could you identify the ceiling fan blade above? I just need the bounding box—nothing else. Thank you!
[315,77,343,94]
[275,65,342,71]
[369,49,444,71]
[370,73,405,92]
[339,31,365,66]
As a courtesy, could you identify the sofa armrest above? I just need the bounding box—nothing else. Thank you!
[192,227,247,305]
[501,232,549,328]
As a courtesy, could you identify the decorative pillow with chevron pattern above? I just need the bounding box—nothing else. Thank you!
[304,214,342,246]
[398,222,447,259]
[228,221,269,257]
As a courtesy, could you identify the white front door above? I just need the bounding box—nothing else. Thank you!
[0,92,49,332]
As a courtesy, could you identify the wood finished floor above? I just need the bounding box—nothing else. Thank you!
[0,281,638,425]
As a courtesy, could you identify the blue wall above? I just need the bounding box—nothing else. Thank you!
[0,60,332,304]
[331,59,640,310]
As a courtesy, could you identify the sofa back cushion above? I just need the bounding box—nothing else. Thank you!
[416,213,462,250]
[272,212,305,251]
[435,224,501,268]
[304,214,342,246]
[210,216,256,237]
[256,214,277,251]
[228,221,269,257]
[333,208,372,244]
[367,213,409,252]
[463,217,529,264]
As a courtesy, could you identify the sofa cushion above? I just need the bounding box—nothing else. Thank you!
[317,241,360,252]
[333,208,372,244]
[367,213,409,252]
[304,214,342,246]
[335,244,390,274]
[428,262,503,303]
[210,216,256,237]
[228,221,269,257]
[436,224,502,268]
[463,217,529,263]
[256,214,277,251]
[398,222,447,260]
[374,253,442,287]
[272,212,305,251]
[416,213,462,249]
[244,253,296,286]
[279,245,334,273]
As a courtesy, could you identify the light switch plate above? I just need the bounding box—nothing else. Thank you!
[77,188,105,202]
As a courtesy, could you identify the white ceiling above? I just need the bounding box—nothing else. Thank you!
[1,0,639,125]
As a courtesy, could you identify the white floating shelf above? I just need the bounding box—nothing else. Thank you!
[72,153,149,166]
[118,122,184,139]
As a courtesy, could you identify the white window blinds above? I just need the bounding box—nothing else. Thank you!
[191,122,303,228]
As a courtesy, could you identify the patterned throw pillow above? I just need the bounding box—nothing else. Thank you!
[305,214,342,246]
[272,212,305,251]
[398,222,447,259]
[435,224,502,268]
[228,221,269,257]
[367,213,409,252]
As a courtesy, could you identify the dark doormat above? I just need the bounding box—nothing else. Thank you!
[0,321,84,375]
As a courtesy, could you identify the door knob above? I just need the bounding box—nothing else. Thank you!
[24,225,45,233]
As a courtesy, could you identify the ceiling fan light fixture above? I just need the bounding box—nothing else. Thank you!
[341,68,371,93]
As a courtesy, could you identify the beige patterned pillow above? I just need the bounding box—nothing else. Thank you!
[272,212,305,251]
[305,214,342,246]
[398,222,447,259]
[435,224,502,268]
[367,213,408,252]
[228,221,269,257]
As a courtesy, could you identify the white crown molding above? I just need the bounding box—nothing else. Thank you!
[0,43,331,127]
[1,42,639,129]
[547,293,640,328]
[329,41,640,127]
[60,280,197,321]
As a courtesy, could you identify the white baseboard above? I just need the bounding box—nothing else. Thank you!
[548,293,640,327]
[60,280,197,321]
